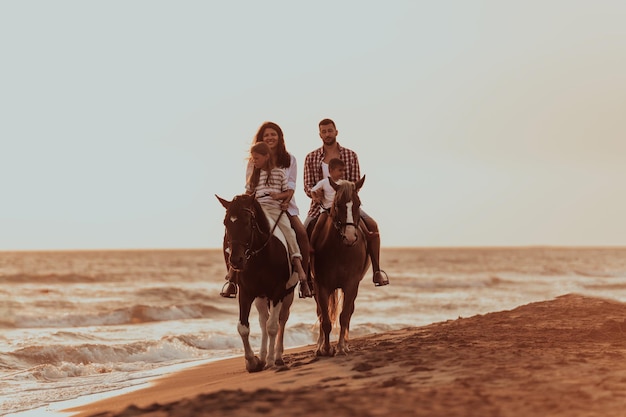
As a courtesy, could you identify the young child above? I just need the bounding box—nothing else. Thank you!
[310,158,346,211]
[221,142,312,298]
[309,158,345,249]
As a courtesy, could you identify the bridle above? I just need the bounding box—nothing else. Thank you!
[333,217,360,234]
[331,199,361,244]
[227,205,284,263]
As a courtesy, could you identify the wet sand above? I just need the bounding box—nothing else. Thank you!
[68,294,626,417]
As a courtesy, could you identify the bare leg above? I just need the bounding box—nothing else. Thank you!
[289,215,309,275]
[293,257,312,298]
[290,214,314,296]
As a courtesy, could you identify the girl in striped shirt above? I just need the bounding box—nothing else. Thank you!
[244,142,311,296]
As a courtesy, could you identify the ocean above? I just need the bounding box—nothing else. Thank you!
[2,247,626,416]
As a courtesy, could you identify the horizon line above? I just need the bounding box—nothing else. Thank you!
[2,245,626,253]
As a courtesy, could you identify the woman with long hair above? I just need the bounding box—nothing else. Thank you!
[220,122,312,299]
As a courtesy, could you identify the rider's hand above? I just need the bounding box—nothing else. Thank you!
[312,190,323,203]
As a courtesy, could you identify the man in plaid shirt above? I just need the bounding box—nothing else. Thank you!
[303,118,389,287]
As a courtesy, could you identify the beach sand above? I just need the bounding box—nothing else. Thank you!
[68,294,626,417]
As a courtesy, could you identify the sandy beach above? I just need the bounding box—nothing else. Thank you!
[66,293,626,417]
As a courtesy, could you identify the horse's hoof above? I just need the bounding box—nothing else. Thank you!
[246,357,266,373]
[315,347,335,357]
[275,358,285,366]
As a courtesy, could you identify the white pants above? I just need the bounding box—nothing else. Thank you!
[261,206,302,260]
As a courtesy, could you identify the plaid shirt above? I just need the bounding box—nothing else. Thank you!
[303,143,360,218]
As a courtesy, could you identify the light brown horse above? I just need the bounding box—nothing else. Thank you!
[309,176,370,356]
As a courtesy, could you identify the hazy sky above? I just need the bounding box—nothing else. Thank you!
[2,1,625,250]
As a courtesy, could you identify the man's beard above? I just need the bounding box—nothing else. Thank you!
[323,136,337,145]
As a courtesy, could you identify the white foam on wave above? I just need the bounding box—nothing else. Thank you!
[4,335,239,375]
[4,247,626,415]
[4,355,231,417]
[0,340,241,416]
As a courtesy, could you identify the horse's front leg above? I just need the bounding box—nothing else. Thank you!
[315,287,334,357]
[255,297,270,366]
[239,295,264,373]
[275,291,294,366]
[337,286,358,355]
[264,299,283,368]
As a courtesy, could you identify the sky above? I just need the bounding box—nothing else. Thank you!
[1,1,625,251]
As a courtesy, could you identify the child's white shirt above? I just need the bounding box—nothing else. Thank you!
[311,177,336,211]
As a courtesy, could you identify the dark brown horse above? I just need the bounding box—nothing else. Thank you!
[309,176,370,356]
[216,194,296,372]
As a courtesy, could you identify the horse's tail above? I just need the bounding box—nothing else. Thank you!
[328,289,344,326]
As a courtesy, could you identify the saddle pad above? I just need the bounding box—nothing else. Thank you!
[261,210,295,289]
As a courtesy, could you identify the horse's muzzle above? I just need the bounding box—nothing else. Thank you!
[342,234,359,247]
[228,253,246,271]
[341,224,360,247]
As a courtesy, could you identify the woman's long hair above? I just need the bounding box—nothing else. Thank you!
[254,121,291,169]
[247,142,275,191]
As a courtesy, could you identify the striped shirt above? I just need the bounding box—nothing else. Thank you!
[303,143,360,217]
[246,168,288,209]
[246,153,300,216]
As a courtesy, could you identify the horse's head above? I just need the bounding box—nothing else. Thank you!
[216,193,264,271]
[329,175,365,246]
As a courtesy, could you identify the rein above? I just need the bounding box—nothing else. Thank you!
[243,208,285,260]
[333,218,360,241]
[331,198,360,243]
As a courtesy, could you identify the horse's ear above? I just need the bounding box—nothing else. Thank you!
[355,175,365,191]
[329,176,340,191]
[215,195,231,209]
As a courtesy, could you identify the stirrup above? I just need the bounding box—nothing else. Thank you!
[220,281,237,298]
[373,270,389,287]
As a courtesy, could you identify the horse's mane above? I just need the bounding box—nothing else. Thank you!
[229,194,271,234]
[332,181,360,215]
[333,180,354,202]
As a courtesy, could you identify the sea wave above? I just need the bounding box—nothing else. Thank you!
[3,248,626,416]
[9,303,231,328]
[0,273,114,284]
[2,337,228,378]
[0,324,322,380]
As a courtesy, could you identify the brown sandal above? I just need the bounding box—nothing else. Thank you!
[298,280,314,299]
